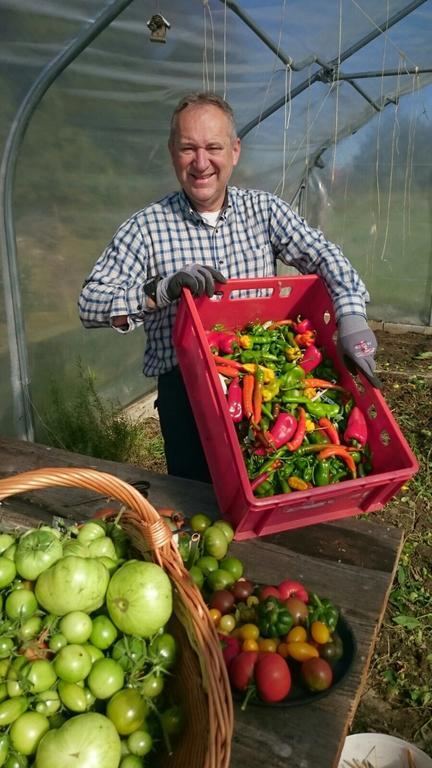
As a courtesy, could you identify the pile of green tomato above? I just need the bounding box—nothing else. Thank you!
[0,519,182,768]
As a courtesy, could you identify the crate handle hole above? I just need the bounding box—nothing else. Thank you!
[368,404,378,420]
[279,286,292,298]
[379,429,391,446]
[323,310,332,325]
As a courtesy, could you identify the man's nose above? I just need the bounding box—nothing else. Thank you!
[194,149,209,170]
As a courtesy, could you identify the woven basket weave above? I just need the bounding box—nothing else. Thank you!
[0,467,233,768]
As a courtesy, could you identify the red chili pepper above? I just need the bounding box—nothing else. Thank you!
[250,460,282,491]
[216,365,240,378]
[344,406,368,447]
[317,446,357,477]
[206,330,237,354]
[299,344,323,373]
[206,331,221,352]
[294,317,314,334]
[252,368,264,425]
[318,417,340,445]
[242,374,255,420]
[227,378,243,423]
[286,407,306,451]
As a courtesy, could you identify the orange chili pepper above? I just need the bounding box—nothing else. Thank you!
[286,407,306,451]
[287,476,311,491]
[302,378,345,391]
[216,365,240,378]
[317,446,357,477]
[242,373,255,420]
[252,368,264,424]
[318,417,340,445]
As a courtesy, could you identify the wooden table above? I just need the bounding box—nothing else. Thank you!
[0,438,404,768]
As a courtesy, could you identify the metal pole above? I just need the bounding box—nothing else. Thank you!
[0,0,136,440]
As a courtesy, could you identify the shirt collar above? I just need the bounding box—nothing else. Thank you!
[177,187,235,223]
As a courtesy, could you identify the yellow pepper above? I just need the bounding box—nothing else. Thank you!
[284,346,301,361]
[304,387,317,399]
[262,379,280,402]
[305,418,315,433]
[288,476,310,491]
[238,335,252,349]
[241,364,275,383]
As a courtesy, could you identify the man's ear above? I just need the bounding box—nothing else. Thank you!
[232,137,241,167]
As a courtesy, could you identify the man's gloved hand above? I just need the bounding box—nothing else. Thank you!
[338,315,382,388]
[156,264,227,307]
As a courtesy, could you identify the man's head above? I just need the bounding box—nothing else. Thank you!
[168,92,241,212]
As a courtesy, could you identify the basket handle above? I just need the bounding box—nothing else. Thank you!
[0,467,171,552]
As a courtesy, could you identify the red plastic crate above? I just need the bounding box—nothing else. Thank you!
[173,276,418,540]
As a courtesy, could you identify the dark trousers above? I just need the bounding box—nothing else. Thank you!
[156,366,212,483]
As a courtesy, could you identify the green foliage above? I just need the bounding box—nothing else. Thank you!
[42,359,157,464]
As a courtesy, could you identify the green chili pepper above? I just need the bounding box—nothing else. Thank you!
[277,473,291,494]
[240,351,279,363]
[257,596,294,638]
[254,479,277,497]
[304,401,341,419]
[314,459,330,486]
[278,365,305,390]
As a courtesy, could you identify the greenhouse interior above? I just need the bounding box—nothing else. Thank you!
[1,0,431,441]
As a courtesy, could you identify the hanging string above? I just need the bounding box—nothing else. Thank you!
[222,0,227,99]
[349,0,418,68]
[402,70,420,255]
[256,0,287,136]
[275,63,292,199]
[205,0,216,92]
[331,0,343,185]
[202,1,209,90]
[379,56,403,263]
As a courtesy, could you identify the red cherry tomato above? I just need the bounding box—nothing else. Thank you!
[258,585,281,601]
[254,653,292,702]
[278,579,309,603]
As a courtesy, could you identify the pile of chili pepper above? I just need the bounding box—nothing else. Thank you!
[207,316,372,497]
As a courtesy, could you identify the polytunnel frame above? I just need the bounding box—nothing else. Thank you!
[1,0,431,441]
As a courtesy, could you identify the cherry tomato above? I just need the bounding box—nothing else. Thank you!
[258,585,280,601]
[254,653,291,702]
[212,520,234,543]
[231,579,254,602]
[208,590,235,615]
[10,711,49,755]
[189,566,204,589]
[284,597,309,625]
[53,644,92,683]
[189,514,212,533]
[301,657,333,691]
[242,639,259,652]
[209,608,222,625]
[149,633,177,669]
[286,626,308,643]
[161,705,183,737]
[120,756,143,768]
[107,688,148,735]
[218,614,236,633]
[0,696,28,726]
[48,633,67,653]
[26,660,57,693]
[285,642,319,662]
[0,557,16,588]
[59,612,93,644]
[203,527,228,560]
[57,681,88,712]
[257,638,277,653]
[81,643,104,663]
[89,615,118,650]
[238,624,259,641]
[195,556,218,575]
[207,568,234,592]
[140,673,164,699]
[127,729,153,757]
[278,579,309,603]
[219,557,243,581]
[34,689,61,716]
[17,616,43,642]
[5,590,38,621]
[310,621,331,645]
[0,637,14,660]
[112,637,146,673]
[88,658,124,699]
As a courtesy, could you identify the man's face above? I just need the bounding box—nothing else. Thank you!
[169,104,241,212]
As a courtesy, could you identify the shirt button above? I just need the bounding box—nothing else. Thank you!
[137,304,142,310]
[218,259,224,265]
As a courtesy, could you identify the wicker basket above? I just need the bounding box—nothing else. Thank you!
[0,467,233,768]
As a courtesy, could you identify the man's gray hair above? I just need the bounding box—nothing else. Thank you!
[169,92,237,145]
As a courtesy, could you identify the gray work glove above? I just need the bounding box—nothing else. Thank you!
[156,264,227,307]
[338,315,382,388]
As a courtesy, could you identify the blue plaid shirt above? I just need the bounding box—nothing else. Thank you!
[79,186,369,377]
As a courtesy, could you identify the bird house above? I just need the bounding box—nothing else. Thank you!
[147,14,170,43]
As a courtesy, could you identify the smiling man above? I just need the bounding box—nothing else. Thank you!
[79,92,378,482]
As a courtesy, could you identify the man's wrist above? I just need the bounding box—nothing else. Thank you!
[143,276,162,307]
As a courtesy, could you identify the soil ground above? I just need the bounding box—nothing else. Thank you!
[139,328,432,754]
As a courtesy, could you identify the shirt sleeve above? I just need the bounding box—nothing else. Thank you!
[78,216,148,332]
[269,196,370,320]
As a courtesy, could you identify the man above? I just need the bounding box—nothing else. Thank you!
[79,91,378,482]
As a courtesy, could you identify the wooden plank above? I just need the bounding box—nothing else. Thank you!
[0,438,404,768]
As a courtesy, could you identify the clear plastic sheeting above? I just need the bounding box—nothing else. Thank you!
[0,0,431,439]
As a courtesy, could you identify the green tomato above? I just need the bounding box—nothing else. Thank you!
[0,637,14,660]
[89,615,118,650]
[10,711,50,755]
[140,673,164,699]
[35,556,109,616]
[0,683,8,703]
[0,556,16,588]
[76,522,105,545]
[34,712,121,768]
[0,733,9,767]
[15,529,63,581]
[18,615,43,642]
[62,541,89,558]
[212,520,234,543]
[203,527,228,560]
[5,754,28,768]
[87,658,124,700]
[57,681,88,713]
[0,696,28,726]
[111,637,146,673]
[106,561,172,638]
[87,537,117,560]
[5,589,38,621]
[27,660,57,693]
[34,689,61,716]
[59,612,93,644]
[148,633,177,669]
[120,757,143,768]
[0,534,15,554]
[106,688,147,735]
[161,705,183,737]
[81,643,104,663]
[0,659,10,680]
[48,633,67,653]
[126,729,153,757]
[206,568,235,592]
[189,514,212,533]
[3,544,17,562]
[53,644,92,683]
[188,565,204,589]
[195,555,218,575]
[219,556,244,581]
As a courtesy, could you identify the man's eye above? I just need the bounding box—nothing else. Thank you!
[208,146,223,152]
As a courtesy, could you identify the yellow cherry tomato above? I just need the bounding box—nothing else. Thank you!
[285,642,319,662]
[242,639,259,652]
[257,638,278,653]
[238,624,260,641]
[310,621,331,645]
[209,608,221,626]
[286,626,308,643]
[277,642,290,659]
[218,614,236,633]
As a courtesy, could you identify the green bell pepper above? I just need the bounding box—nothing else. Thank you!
[308,593,339,631]
[257,596,294,638]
